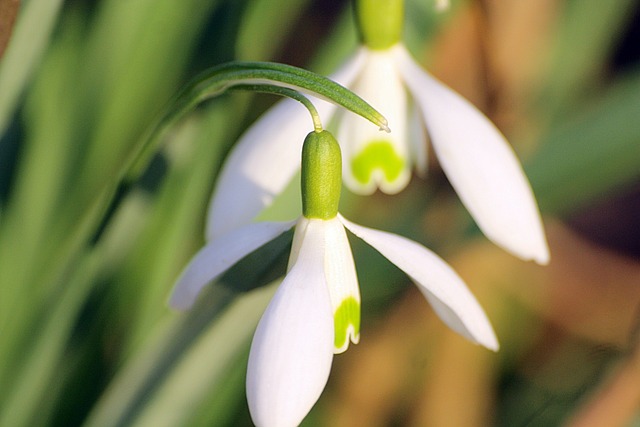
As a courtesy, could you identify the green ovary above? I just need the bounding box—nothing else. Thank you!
[351,140,405,185]
[334,297,361,350]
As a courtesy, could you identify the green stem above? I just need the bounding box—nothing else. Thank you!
[232,84,323,132]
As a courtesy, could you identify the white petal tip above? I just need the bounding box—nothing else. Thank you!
[534,241,551,265]
[350,330,361,346]
[513,237,550,266]
[482,335,500,352]
[464,313,499,352]
[343,170,411,196]
[534,253,550,266]
[484,222,551,267]
[485,343,500,352]
[466,320,499,352]
[334,327,360,354]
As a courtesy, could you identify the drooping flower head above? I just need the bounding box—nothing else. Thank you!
[170,127,498,427]
[208,0,549,266]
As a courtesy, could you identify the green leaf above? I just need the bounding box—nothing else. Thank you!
[236,0,312,61]
[536,0,637,121]
[129,61,389,179]
[84,283,276,427]
[0,0,65,135]
[117,104,233,353]
[526,68,640,214]
[0,188,150,427]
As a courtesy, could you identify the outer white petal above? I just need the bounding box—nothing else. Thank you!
[169,220,296,310]
[338,47,411,195]
[408,100,429,177]
[339,214,499,351]
[323,218,361,353]
[393,44,549,265]
[247,219,334,427]
[206,50,368,241]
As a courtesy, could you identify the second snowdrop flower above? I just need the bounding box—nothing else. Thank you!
[208,0,549,266]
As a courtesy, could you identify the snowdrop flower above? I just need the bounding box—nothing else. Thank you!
[208,0,549,265]
[170,129,497,427]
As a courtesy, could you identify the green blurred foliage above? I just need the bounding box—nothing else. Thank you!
[0,0,639,426]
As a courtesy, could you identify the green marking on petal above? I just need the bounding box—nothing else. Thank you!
[351,140,405,185]
[334,296,361,352]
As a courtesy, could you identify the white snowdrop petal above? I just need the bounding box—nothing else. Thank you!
[206,50,368,241]
[205,100,318,241]
[323,218,361,353]
[247,220,334,427]
[339,214,499,351]
[394,45,549,264]
[169,220,296,310]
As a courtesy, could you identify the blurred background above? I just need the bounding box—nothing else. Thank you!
[0,0,639,426]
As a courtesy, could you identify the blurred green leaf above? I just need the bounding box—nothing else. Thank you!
[130,285,272,427]
[527,67,640,214]
[0,0,65,135]
[0,14,85,393]
[187,359,249,427]
[236,0,311,61]
[307,5,358,75]
[84,283,275,427]
[537,0,637,122]
[0,189,150,427]
[116,103,233,352]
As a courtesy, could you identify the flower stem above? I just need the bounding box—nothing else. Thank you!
[233,84,323,132]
